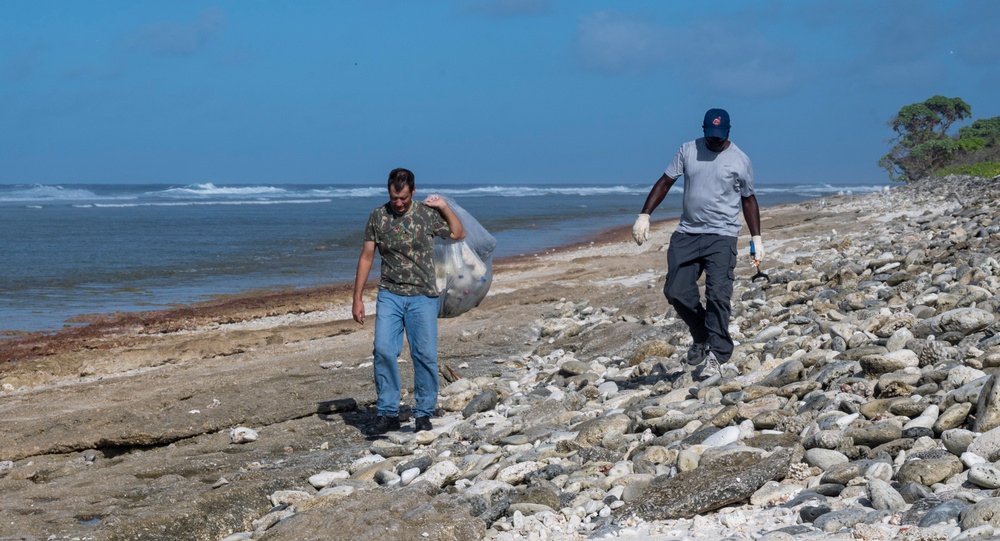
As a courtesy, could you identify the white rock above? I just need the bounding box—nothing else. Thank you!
[719,509,749,528]
[308,470,349,489]
[703,426,740,447]
[415,430,437,445]
[677,448,702,472]
[804,448,849,470]
[317,485,355,498]
[465,479,516,501]
[440,378,476,396]
[751,481,801,507]
[833,413,860,429]
[349,454,386,474]
[864,461,893,481]
[400,467,421,486]
[417,460,461,488]
[604,461,632,478]
[229,427,259,444]
[962,452,988,468]
[948,366,988,387]
[497,461,539,485]
[269,489,312,506]
[968,463,1000,489]
[606,486,625,500]
[583,499,604,515]
[597,381,619,397]
[903,405,939,430]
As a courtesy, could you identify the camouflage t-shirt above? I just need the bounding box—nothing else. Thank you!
[365,201,451,297]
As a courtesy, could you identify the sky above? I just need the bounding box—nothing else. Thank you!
[2,0,998,187]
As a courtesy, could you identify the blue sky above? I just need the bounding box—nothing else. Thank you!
[2,1,997,186]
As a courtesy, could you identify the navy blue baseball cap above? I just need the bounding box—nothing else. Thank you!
[703,108,731,138]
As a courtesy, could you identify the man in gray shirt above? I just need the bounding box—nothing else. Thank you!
[632,108,763,379]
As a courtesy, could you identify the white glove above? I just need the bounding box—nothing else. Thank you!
[632,214,650,245]
[751,235,763,263]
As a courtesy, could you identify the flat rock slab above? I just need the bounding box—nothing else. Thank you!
[616,447,795,521]
[258,486,485,541]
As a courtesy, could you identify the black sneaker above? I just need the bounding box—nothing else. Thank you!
[686,342,710,365]
[370,415,401,434]
[414,416,433,432]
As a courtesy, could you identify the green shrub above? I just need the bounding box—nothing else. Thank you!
[933,161,1000,178]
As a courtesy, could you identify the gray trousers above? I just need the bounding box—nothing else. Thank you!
[664,231,738,362]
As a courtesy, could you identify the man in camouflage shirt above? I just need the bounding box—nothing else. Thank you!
[352,168,465,434]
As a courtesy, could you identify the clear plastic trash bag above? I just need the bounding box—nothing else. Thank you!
[434,196,496,318]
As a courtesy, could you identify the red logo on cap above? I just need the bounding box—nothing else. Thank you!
[713,117,722,126]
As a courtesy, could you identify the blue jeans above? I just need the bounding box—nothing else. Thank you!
[373,289,440,418]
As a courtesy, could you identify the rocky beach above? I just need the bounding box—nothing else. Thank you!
[4,174,1000,541]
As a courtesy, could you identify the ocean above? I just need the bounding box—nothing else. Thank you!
[0,181,888,334]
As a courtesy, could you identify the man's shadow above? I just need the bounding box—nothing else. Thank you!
[318,398,416,440]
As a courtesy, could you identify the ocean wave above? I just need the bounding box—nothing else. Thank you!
[309,187,386,198]
[427,185,649,197]
[153,183,291,198]
[0,184,102,202]
[306,185,650,198]
[91,199,332,208]
[753,183,889,197]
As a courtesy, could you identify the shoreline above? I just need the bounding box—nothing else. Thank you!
[0,211,679,363]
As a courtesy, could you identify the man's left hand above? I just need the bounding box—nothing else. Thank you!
[424,194,447,209]
[751,235,763,264]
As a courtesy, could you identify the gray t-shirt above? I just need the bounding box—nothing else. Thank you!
[665,138,754,237]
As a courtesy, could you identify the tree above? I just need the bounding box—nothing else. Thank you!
[879,95,971,182]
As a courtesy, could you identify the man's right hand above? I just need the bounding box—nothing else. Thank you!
[632,214,650,245]
[751,235,763,265]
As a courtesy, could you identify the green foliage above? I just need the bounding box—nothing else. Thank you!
[933,161,1000,178]
[958,116,1000,144]
[958,137,986,152]
[912,138,960,168]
